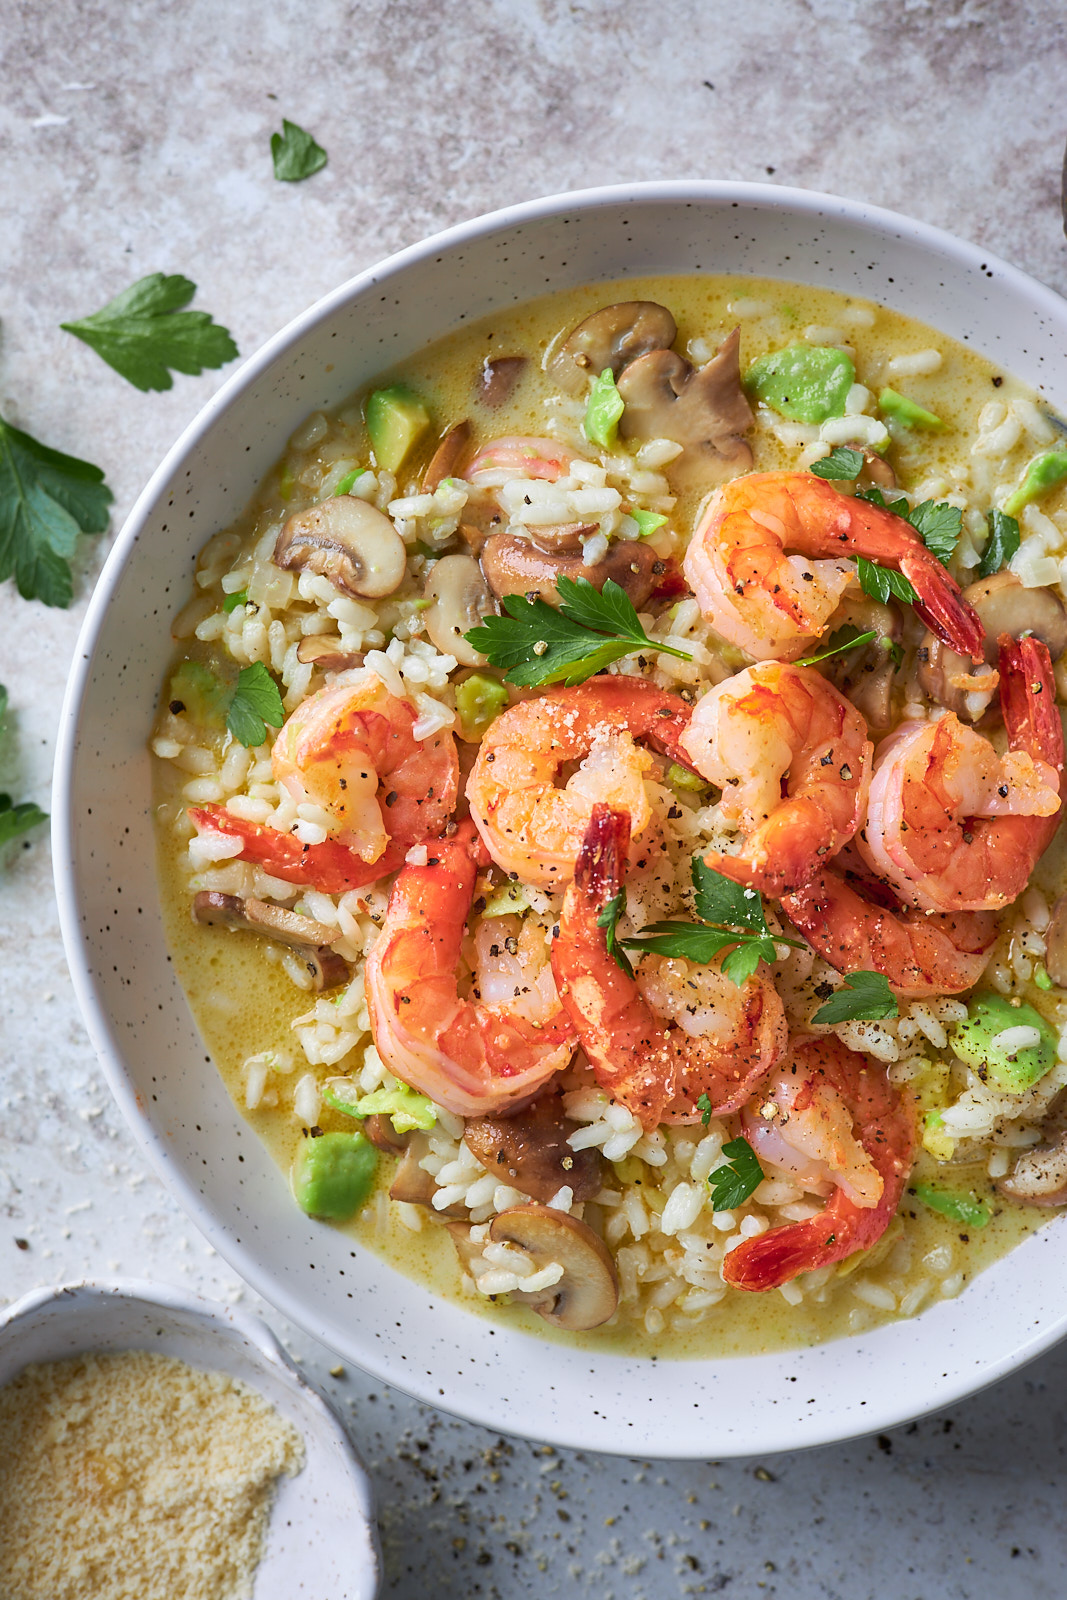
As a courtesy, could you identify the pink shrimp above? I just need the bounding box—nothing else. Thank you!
[678,660,872,896]
[550,805,787,1130]
[365,819,577,1117]
[464,436,575,486]
[859,635,1064,913]
[724,1036,916,1291]
[682,470,984,663]
[465,679,693,889]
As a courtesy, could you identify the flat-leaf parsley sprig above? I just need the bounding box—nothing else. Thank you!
[225,662,285,748]
[464,575,692,688]
[61,273,239,393]
[614,855,803,988]
[0,415,112,607]
[811,969,898,1025]
[708,1137,764,1211]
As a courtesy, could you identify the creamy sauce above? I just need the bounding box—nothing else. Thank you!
[155,273,1062,1357]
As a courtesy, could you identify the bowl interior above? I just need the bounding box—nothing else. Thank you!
[57,183,1067,1457]
[0,1283,379,1597]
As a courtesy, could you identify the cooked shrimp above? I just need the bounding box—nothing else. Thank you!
[466,679,692,889]
[365,819,577,1117]
[465,436,575,486]
[678,660,872,896]
[724,1036,915,1291]
[780,864,997,998]
[189,671,458,894]
[860,635,1063,913]
[551,805,786,1129]
[682,470,984,663]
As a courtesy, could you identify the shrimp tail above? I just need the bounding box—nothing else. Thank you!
[574,801,631,905]
[899,549,985,664]
[1000,633,1065,770]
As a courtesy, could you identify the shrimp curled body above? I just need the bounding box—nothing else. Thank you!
[679,660,872,896]
[724,1036,916,1291]
[683,470,983,663]
[365,820,577,1117]
[551,805,787,1129]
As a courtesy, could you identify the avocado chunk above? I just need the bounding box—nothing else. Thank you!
[743,343,855,424]
[1003,450,1067,518]
[455,672,509,741]
[950,993,1057,1093]
[365,384,430,473]
[878,387,945,432]
[912,1182,993,1229]
[291,1130,378,1219]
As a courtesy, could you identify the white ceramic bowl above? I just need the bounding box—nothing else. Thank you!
[55,182,1067,1458]
[0,1279,380,1596]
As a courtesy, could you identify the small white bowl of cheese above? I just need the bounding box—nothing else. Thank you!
[0,1278,380,1600]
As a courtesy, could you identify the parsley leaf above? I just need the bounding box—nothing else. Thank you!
[271,120,328,181]
[908,499,962,564]
[696,1092,713,1127]
[0,415,112,607]
[621,857,801,987]
[691,856,770,934]
[977,508,1021,579]
[809,446,864,480]
[597,889,635,980]
[811,969,898,1025]
[708,1137,764,1211]
[225,662,285,747]
[464,576,691,688]
[61,274,239,393]
[797,627,877,668]
[856,555,918,608]
[0,686,48,850]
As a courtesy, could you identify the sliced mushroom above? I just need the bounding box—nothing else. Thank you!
[487,1206,619,1331]
[918,571,1067,721]
[296,635,365,671]
[1044,893,1067,987]
[422,420,471,491]
[389,1131,467,1216]
[363,1114,409,1154]
[463,1092,604,1204]
[617,326,754,489]
[862,449,897,492]
[548,302,677,397]
[193,891,349,990]
[821,594,904,730]
[422,553,498,666]
[998,1131,1067,1206]
[478,356,527,408]
[274,495,407,599]
[481,532,661,608]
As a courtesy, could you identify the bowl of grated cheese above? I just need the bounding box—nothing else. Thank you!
[0,1278,381,1600]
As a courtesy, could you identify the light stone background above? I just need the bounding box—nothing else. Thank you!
[2,1,1067,1595]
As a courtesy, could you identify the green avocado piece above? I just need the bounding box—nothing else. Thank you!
[583,367,625,449]
[455,672,509,742]
[743,343,855,424]
[291,1131,378,1220]
[878,387,945,432]
[912,1183,993,1229]
[365,384,431,473]
[950,993,1057,1093]
[1003,450,1067,518]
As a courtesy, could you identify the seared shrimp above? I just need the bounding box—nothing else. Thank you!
[724,1036,915,1291]
[365,819,577,1117]
[551,805,786,1129]
[190,672,458,894]
[465,436,575,486]
[466,679,692,889]
[860,635,1063,913]
[679,660,872,896]
[683,471,983,663]
[781,864,997,998]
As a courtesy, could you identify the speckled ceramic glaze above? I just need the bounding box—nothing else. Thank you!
[0,1279,381,1596]
[54,183,1067,1458]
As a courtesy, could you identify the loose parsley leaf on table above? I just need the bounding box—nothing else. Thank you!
[464,576,692,688]
[977,508,1021,579]
[811,969,898,1025]
[61,274,239,392]
[0,686,48,851]
[271,119,328,182]
[0,415,112,607]
[809,446,864,480]
[225,662,285,747]
[708,1137,764,1211]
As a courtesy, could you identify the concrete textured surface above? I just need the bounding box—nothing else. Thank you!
[2,1,1067,1595]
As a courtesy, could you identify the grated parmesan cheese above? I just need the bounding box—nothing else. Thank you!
[0,1349,304,1600]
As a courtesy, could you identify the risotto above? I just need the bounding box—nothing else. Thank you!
[151,274,1067,1355]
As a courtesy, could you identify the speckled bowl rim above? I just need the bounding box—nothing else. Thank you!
[54,180,1067,1457]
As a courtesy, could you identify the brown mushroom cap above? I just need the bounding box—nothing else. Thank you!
[616,327,754,489]
[422,420,472,491]
[296,635,365,671]
[547,302,677,397]
[273,495,407,599]
[918,571,1067,721]
[998,1130,1067,1206]
[478,356,527,408]
[488,1206,619,1331]
[390,1131,468,1216]
[193,891,349,990]
[422,553,498,666]
[1044,893,1067,988]
[480,532,661,609]
[464,1092,604,1204]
